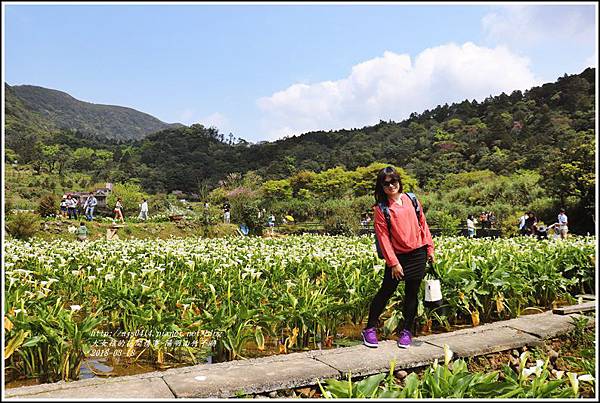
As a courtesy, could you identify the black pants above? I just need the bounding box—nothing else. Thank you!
[68,207,78,219]
[366,246,426,333]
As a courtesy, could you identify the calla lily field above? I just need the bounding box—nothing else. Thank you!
[3,235,595,385]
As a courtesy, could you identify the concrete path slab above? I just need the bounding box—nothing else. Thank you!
[420,326,542,357]
[505,311,596,339]
[162,352,339,398]
[5,377,174,399]
[313,340,444,378]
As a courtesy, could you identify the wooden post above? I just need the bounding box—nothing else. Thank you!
[106,224,124,241]
[106,228,119,240]
[552,301,596,315]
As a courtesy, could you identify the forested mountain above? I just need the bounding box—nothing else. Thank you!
[4,68,595,216]
[136,69,594,209]
[5,84,183,141]
[5,84,56,133]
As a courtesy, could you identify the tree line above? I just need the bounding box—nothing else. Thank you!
[4,68,595,233]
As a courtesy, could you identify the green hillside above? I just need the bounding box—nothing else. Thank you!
[6,84,183,141]
[5,84,56,133]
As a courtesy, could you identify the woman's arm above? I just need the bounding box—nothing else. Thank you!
[418,200,435,261]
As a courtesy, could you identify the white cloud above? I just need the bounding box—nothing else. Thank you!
[257,42,540,141]
[178,108,196,125]
[481,5,596,47]
[200,112,229,131]
[177,109,231,134]
[583,52,597,69]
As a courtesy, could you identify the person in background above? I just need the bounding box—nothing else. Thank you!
[83,192,98,221]
[557,208,569,239]
[67,194,78,220]
[362,166,434,350]
[267,214,276,235]
[523,211,538,236]
[479,212,488,229]
[114,197,125,223]
[487,212,496,228]
[466,214,476,238]
[76,221,88,241]
[547,222,561,240]
[60,195,68,218]
[535,224,549,240]
[223,201,231,224]
[138,199,149,221]
[203,201,211,225]
[518,211,528,234]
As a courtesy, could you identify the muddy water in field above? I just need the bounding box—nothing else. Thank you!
[5,352,202,389]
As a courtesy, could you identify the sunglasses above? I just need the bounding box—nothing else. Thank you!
[383,180,398,187]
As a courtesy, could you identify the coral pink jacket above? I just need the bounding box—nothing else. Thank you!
[373,193,434,267]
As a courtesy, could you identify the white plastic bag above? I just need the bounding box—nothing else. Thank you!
[425,279,442,302]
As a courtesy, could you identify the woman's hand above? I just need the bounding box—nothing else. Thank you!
[427,253,435,263]
[391,264,404,280]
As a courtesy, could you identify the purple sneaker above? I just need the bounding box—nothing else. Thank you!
[397,329,412,349]
[362,327,378,348]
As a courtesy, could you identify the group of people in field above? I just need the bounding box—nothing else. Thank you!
[59,193,148,224]
[59,192,98,221]
[466,209,569,240]
[518,209,569,240]
[465,212,496,238]
[59,193,150,243]
[59,192,98,242]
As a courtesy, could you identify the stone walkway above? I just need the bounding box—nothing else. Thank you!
[4,307,596,399]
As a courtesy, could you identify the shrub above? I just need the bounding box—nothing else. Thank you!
[6,211,40,240]
[237,200,264,236]
[227,187,262,232]
[351,195,374,216]
[208,187,229,205]
[206,223,239,238]
[38,194,58,218]
[427,211,461,236]
[498,211,522,238]
[191,203,222,226]
[106,182,147,216]
[323,210,360,235]
[269,198,319,222]
[147,193,171,215]
[321,200,361,235]
[5,196,14,215]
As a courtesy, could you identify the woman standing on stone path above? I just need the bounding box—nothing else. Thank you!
[362,166,435,349]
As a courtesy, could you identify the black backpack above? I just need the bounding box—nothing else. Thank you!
[375,192,421,259]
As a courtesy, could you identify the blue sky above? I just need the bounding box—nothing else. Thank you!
[3,2,598,143]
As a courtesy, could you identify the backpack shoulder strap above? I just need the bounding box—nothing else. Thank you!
[377,202,392,233]
[405,192,422,226]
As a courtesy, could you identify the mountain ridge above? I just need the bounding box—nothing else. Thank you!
[6,83,184,141]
